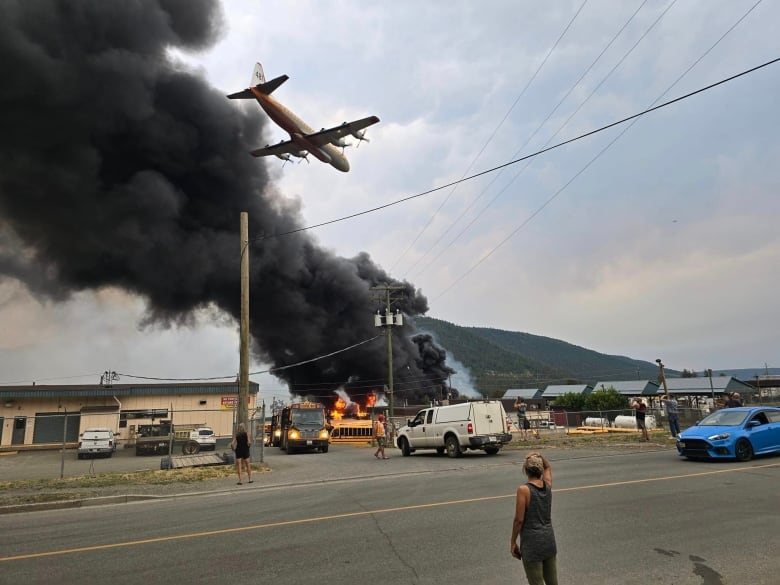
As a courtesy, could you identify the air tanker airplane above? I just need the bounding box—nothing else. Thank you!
[227,63,380,172]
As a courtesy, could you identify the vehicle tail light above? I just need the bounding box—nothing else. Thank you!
[467,423,473,434]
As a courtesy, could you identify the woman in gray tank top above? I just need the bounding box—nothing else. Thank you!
[510,452,558,585]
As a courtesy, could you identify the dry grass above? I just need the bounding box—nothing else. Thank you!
[0,463,269,507]
[507,428,677,449]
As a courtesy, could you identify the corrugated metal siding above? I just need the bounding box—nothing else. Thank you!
[0,382,259,399]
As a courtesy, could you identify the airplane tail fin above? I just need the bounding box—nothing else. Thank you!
[252,62,265,86]
[227,62,288,99]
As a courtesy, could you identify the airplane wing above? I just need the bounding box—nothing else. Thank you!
[249,140,301,158]
[249,115,380,158]
[305,116,380,147]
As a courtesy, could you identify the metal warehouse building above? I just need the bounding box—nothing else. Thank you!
[0,381,259,449]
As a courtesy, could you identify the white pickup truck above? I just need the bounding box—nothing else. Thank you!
[396,401,512,458]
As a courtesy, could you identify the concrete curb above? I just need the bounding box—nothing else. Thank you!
[0,493,163,515]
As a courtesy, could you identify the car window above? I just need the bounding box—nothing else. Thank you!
[751,413,769,426]
[767,411,780,424]
[412,412,425,426]
[700,410,749,426]
[426,410,434,424]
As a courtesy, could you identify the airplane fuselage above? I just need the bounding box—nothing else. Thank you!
[249,87,350,172]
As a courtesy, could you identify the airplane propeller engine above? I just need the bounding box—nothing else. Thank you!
[275,152,293,167]
[291,150,310,164]
[331,135,353,154]
[350,129,370,147]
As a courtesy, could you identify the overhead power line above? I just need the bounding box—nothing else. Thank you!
[390,0,591,273]
[431,0,765,302]
[406,0,658,280]
[251,55,780,244]
[117,335,382,382]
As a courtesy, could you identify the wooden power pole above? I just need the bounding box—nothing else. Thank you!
[371,284,405,422]
[238,212,250,430]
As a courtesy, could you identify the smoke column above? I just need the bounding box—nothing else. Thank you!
[0,1,455,403]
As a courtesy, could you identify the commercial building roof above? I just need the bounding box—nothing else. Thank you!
[592,380,660,396]
[0,381,259,399]
[502,388,543,400]
[541,384,593,397]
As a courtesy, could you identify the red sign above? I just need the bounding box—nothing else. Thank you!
[221,396,238,409]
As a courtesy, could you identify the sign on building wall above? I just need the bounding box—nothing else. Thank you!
[220,396,238,410]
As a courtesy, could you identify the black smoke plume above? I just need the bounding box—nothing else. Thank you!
[0,1,454,404]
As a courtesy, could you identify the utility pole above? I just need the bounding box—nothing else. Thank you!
[655,359,668,395]
[707,368,715,406]
[238,212,250,431]
[371,284,405,424]
[655,359,668,410]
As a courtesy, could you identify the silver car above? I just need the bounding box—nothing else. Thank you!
[77,428,117,458]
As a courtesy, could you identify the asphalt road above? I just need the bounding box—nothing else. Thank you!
[1,444,778,584]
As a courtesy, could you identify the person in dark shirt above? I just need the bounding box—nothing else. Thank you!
[232,423,252,485]
[515,398,530,440]
[724,392,743,408]
[631,397,649,441]
[660,394,681,437]
[511,452,557,585]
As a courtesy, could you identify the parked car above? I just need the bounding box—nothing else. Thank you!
[676,407,780,461]
[77,428,117,459]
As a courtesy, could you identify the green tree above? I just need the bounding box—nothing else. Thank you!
[552,392,587,410]
[583,387,628,411]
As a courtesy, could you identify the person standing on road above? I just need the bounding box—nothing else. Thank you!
[511,452,557,585]
[373,414,389,459]
[232,423,252,485]
[660,394,681,437]
[631,397,649,441]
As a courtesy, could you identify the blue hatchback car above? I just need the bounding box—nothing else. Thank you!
[676,406,780,461]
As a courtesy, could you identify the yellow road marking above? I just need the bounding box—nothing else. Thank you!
[1,461,776,562]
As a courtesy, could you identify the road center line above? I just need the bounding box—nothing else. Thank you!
[2,461,776,562]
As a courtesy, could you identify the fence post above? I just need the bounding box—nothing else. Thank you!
[60,409,69,479]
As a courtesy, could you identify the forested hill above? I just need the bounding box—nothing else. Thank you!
[413,316,665,396]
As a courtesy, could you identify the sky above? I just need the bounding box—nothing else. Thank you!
[1,0,778,400]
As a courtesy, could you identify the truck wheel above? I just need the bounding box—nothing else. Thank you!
[182,441,200,455]
[320,445,329,453]
[484,447,500,455]
[445,436,463,458]
[287,446,295,455]
[436,447,445,456]
[398,437,411,457]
